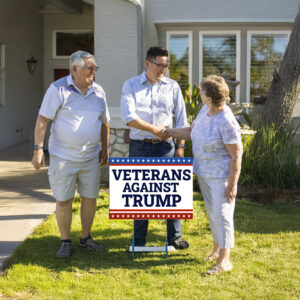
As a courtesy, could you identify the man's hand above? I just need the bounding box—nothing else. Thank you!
[100,122,109,167]
[175,147,184,158]
[154,126,170,140]
[99,150,109,167]
[32,149,44,172]
[32,114,50,172]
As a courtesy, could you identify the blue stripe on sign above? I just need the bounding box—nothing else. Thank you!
[109,157,193,165]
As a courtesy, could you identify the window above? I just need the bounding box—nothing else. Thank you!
[166,31,192,92]
[199,31,240,103]
[53,30,94,58]
[0,43,5,106]
[247,31,290,102]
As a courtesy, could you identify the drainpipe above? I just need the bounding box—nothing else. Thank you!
[125,0,144,74]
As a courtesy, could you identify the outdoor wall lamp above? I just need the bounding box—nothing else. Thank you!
[27,56,37,74]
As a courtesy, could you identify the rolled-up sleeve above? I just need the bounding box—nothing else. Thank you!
[173,83,189,128]
[39,85,62,120]
[99,91,110,124]
[120,80,139,125]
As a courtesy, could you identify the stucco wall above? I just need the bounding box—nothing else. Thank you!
[94,0,140,129]
[43,3,94,91]
[0,0,43,150]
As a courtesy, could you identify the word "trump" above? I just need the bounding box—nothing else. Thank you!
[122,194,181,208]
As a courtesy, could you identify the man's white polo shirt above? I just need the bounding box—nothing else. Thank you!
[39,75,110,162]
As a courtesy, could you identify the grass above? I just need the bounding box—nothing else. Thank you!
[0,191,300,299]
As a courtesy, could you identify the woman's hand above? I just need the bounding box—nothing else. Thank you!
[224,143,243,203]
[162,127,192,141]
[225,184,237,203]
[153,126,170,140]
[155,126,171,140]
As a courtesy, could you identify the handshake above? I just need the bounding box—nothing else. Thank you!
[153,125,190,142]
[154,126,172,141]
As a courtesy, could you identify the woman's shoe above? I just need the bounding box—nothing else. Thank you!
[204,252,219,261]
[206,262,232,275]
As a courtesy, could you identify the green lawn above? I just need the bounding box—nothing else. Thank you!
[0,191,300,300]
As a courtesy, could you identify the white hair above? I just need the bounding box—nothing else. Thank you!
[69,50,94,71]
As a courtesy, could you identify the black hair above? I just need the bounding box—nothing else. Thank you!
[146,46,169,61]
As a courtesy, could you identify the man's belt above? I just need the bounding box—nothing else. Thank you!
[143,138,162,144]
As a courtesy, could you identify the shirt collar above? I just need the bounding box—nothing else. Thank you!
[67,74,96,95]
[67,74,75,87]
[140,71,168,85]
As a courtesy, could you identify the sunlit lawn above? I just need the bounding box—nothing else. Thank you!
[0,191,299,299]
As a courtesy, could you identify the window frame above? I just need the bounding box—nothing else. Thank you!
[0,43,5,107]
[199,30,241,103]
[246,30,291,103]
[166,31,193,88]
[52,30,94,59]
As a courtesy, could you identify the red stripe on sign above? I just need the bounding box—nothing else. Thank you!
[110,209,193,212]
[109,164,193,166]
[109,213,193,220]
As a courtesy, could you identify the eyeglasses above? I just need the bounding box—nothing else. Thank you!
[148,60,170,69]
[77,65,99,73]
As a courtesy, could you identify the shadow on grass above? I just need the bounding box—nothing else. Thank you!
[2,228,198,273]
[3,194,299,274]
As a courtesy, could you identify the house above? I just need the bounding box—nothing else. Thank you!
[0,0,299,181]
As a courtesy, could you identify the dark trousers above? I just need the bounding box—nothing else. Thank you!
[129,139,182,245]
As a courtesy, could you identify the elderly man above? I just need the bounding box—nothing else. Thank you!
[32,50,110,257]
[120,46,189,250]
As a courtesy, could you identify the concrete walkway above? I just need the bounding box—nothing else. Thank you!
[0,141,55,269]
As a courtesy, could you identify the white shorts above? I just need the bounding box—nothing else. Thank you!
[48,155,100,201]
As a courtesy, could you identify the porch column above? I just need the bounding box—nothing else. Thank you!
[94,0,143,182]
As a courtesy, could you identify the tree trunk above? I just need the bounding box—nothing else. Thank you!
[262,8,300,128]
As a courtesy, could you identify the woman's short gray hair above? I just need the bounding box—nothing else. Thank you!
[200,75,230,106]
[69,50,94,71]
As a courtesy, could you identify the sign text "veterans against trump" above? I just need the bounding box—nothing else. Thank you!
[109,158,193,219]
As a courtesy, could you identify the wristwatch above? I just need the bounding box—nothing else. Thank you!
[177,143,185,150]
[33,145,43,150]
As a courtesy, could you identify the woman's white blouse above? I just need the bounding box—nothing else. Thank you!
[191,104,241,179]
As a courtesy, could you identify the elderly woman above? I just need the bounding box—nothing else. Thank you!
[165,75,243,275]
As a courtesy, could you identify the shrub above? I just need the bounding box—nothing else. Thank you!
[193,174,200,192]
[183,84,202,159]
[185,140,193,158]
[182,84,201,191]
[184,83,202,125]
[241,124,300,189]
[239,132,255,185]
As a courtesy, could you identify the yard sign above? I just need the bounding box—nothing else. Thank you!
[109,157,193,219]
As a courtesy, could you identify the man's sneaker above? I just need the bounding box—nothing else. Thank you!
[169,238,189,250]
[79,237,104,252]
[56,241,71,258]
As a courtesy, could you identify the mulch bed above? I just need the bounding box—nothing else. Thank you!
[237,185,300,204]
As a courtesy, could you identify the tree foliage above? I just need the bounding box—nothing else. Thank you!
[250,36,286,100]
[169,49,189,92]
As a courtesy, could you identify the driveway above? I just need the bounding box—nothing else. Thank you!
[0,141,55,269]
